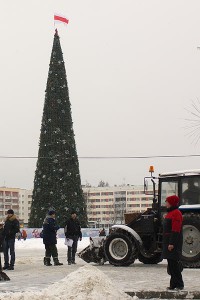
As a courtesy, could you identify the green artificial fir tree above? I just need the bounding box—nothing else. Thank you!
[29,30,87,228]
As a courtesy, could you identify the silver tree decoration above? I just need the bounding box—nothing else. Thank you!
[185,99,200,145]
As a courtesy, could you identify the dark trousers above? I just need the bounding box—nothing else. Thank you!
[167,259,184,288]
[67,237,78,263]
[3,239,15,267]
[45,244,58,258]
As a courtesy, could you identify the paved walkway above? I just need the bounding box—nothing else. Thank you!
[0,248,199,299]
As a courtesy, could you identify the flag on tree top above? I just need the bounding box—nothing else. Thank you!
[54,13,69,26]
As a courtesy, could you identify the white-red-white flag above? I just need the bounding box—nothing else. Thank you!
[54,14,69,26]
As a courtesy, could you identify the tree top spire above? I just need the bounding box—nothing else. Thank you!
[55,28,58,36]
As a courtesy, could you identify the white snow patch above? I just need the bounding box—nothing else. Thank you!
[15,237,90,251]
[0,265,132,300]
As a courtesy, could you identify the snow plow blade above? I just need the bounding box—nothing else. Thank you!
[0,271,10,281]
[78,237,107,265]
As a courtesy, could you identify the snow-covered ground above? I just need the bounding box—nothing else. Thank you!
[0,238,199,299]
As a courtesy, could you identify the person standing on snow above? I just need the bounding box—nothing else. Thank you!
[43,210,63,266]
[162,195,184,290]
[21,229,27,241]
[3,209,20,270]
[64,210,82,265]
[0,222,4,253]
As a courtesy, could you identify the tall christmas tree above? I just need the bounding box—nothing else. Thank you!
[29,30,87,228]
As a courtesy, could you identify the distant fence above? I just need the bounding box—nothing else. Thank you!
[20,228,105,239]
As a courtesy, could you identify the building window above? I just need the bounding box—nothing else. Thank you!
[5,205,11,209]
[12,192,19,197]
[89,193,100,196]
[5,192,11,197]
[5,199,11,203]
[114,191,126,195]
[101,192,113,196]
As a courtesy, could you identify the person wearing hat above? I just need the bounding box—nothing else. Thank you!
[162,195,184,290]
[42,210,63,266]
[64,210,82,265]
[2,209,20,270]
[0,222,4,253]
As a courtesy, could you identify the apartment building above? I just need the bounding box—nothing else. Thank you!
[0,185,154,227]
[0,187,32,226]
[83,185,154,228]
[0,187,20,223]
[19,189,32,226]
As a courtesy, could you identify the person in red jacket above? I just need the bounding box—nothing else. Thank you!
[162,195,184,290]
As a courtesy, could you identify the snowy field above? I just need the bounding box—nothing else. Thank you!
[0,238,199,299]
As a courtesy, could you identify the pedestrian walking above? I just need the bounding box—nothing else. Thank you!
[21,229,27,241]
[162,195,184,290]
[64,210,82,265]
[3,209,20,270]
[43,210,63,266]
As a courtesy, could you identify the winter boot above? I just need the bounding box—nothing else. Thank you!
[53,257,63,266]
[44,257,52,266]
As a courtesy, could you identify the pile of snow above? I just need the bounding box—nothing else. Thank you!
[15,237,90,252]
[0,265,132,300]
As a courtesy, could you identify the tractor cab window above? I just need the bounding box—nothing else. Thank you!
[160,181,178,206]
[181,177,200,205]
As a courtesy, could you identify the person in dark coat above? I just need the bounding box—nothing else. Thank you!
[64,210,82,265]
[3,209,20,270]
[182,178,200,204]
[43,210,63,266]
[0,222,4,271]
[0,222,4,254]
[162,195,184,290]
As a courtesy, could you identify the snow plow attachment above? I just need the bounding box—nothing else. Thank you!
[78,237,107,265]
[0,271,10,281]
[0,254,10,281]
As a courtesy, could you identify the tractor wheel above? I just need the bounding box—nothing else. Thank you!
[181,213,200,268]
[104,232,138,266]
[138,252,162,264]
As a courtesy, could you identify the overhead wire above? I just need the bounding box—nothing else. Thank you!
[0,154,199,159]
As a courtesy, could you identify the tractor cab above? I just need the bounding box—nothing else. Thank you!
[158,170,200,210]
[144,168,200,212]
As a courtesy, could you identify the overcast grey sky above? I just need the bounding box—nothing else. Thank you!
[0,0,200,189]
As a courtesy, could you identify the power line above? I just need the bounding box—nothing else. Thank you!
[0,154,199,159]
